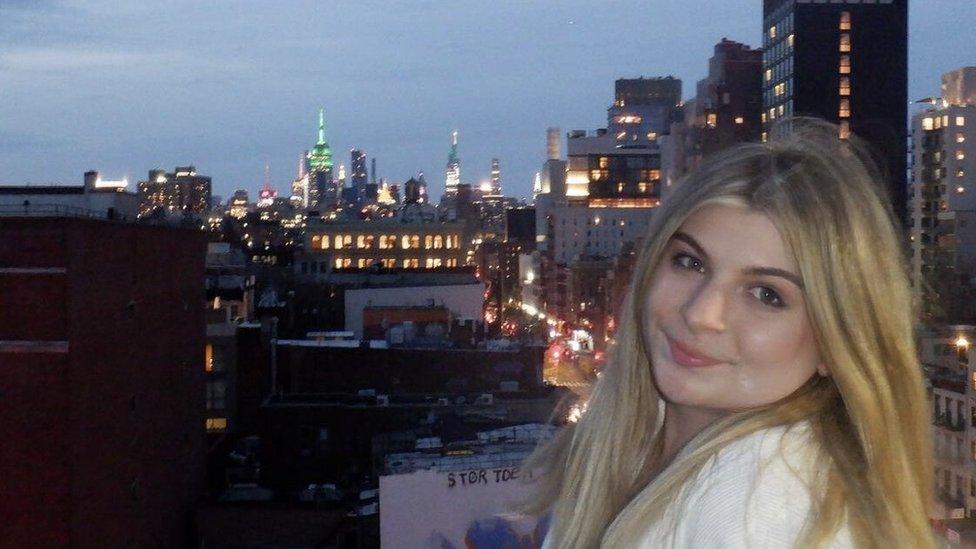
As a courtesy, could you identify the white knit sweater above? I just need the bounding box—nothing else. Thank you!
[542,421,854,548]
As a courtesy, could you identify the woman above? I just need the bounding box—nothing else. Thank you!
[526,120,934,548]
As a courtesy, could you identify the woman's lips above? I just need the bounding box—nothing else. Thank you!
[666,335,724,367]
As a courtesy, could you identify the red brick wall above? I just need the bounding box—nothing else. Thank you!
[0,218,206,546]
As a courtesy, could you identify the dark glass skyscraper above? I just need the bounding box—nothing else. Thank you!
[762,0,908,220]
[350,149,368,189]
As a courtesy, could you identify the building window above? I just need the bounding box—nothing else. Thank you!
[206,380,226,410]
[839,77,851,96]
[778,104,784,116]
[839,55,851,74]
[923,117,934,131]
[839,99,851,118]
[617,182,624,193]
[205,343,213,372]
[958,151,966,161]
[598,156,609,169]
[424,235,433,249]
[706,113,717,128]
[839,34,851,53]
[840,11,851,30]
[787,33,794,47]
[768,25,777,39]
[839,121,851,140]
[734,116,744,124]
[446,258,458,267]
[206,418,227,432]
[334,235,343,249]
[958,133,966,144]
[343,235,352,248]
[638,182,648,193]
[434,235,443,249]
[959,170,967,178]
[958,116,967,127]
[425,258,442,269]
[765,68,772,82]
[761,112,767,124]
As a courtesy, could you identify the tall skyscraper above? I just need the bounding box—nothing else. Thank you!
[445,130,461,195]
[762,0,908,219]
[307,108,334,210]
[909,68,976,321]
[350,149,368,189]
[489,158,501,195]
[291,152,309,207]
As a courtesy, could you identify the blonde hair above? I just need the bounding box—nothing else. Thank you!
[523,119,934,548]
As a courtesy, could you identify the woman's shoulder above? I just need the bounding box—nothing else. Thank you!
[648,421,854,548]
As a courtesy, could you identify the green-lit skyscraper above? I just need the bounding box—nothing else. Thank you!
[307,108,334,210]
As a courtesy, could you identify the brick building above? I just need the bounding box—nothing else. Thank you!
[0,216,207,546]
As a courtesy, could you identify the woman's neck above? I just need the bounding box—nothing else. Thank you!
[657,401,729,469]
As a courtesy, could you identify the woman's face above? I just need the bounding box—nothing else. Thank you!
[642,202,823,412]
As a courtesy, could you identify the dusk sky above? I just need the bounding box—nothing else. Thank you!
[2,0,974,202]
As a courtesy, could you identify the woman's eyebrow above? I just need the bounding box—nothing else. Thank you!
[672,231,804,289]
[671,232,708,261]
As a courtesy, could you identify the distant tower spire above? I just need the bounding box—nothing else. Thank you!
[445,130,461,195]
[263,161,271,192]
[318,108,326,144]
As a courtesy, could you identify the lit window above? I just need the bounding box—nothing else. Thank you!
[778,105,784,116]
[769,25,777,39]
[401,235,410,249]
[839,99,850,118]
[840,11,851,30]
[769,107,776,120]
[706,113,717,127]
[923,117,934,131]
[206,418,227,432]
[958,186,966,194]
[446,258,458,268]
[334,235,343,249]
[357,235,366,249]
[839,121,851,140]
[205,343,213,372]
[761,132,768,142]
[839,34,851,53]
[617,182,624,193]
[379,235,389,249]
[942,115,949,127]
[591,169,603,180]
[958,151,966,161]
[434,235,443,249]
[410,235,420,249]
[765,69,772,82]
[598,157,609,168]
[959,170,967,178]
[958,116,967,127]
[312,235,321,249]
[761,112,767,123]
[958,133,966,143]
[839,55,851,74]
[358,258,369,268]
[335,257,344,268]
[839,77,851,96]
[343,235,352,247]
[425,235,433,249]
[638,182,648,193]
[647,132,657,140]
[735,116,744,124]
[787,34,794,47]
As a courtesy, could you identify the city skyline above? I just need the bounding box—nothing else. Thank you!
[2,0,974,201]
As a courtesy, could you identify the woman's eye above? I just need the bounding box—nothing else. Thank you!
[672,253,704,273]
[749,286,785,308]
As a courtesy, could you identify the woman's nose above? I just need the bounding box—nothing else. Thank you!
[681,279,727,333]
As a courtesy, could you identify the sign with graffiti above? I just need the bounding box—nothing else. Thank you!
[380,467,548,548]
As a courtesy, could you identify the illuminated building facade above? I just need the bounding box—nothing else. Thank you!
[909,68,976,322]
[489,158,501,195]
[661,38,762,198]
[137,165,211,218]
[300,202,468,275]
[444,130,461,196]
[307,108,335,210]
[762,0,908,219]
[228,189,249,219]
[607,77,682,147]
[351,149,368,189]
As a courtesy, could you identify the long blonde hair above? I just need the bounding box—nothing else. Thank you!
[523,119,934,548]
